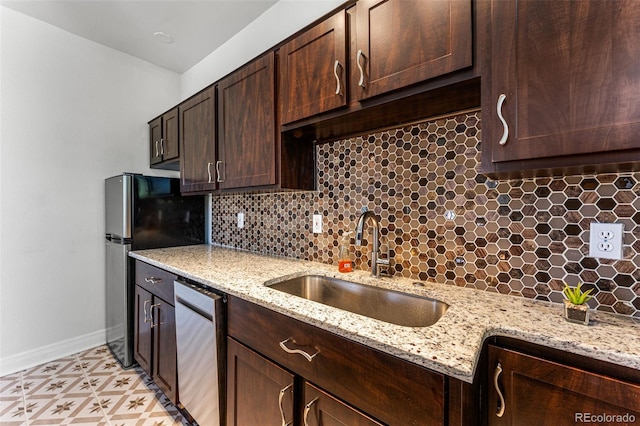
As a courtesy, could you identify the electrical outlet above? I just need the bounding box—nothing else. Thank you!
[237,212,245,229]
[598,230,614,240]
[312,214,323,234]
[589,222,623,260]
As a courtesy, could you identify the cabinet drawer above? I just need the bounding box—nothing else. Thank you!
[135,260,177,304]
[228,296,445,426]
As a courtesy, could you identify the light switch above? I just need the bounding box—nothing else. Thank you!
[312,214,323,234]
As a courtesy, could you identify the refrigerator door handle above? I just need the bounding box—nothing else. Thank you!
[108,234,125,244]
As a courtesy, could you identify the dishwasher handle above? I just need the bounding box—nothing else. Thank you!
[175,295,214,322]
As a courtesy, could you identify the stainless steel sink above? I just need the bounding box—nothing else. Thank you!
[266,275,448,327]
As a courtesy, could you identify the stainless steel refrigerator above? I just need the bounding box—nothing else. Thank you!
[105,173,204,367]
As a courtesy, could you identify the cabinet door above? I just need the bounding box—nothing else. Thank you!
[303,382,383,426]
[354,0,472,101]
[218,54,276,189]
[179,86,217,193]
[149,117,162,165]
[152,298,178,404]
[161,107,179,162]
[487,0,640,165]
[227,338,295,426]
[279,10,347,124]
[487,345,640,426]
[133,285,153,375]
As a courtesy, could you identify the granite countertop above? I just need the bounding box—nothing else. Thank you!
[130,244,640,383]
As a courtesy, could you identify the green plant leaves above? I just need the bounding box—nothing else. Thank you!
[563,282,593,305]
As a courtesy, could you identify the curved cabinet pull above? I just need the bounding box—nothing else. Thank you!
[160,138,165,155]
[497,93,509,146]
[150,303,161,329]
[279,338,319,362]
[216,160,225,183]
[333,60,342,96]
[155,140,159,157]
[303,397,319,426]
[143,300,151,323]
[278,384,293,426]
[356,49,366,88]
[144,276,161,285]
[207,162,213,184]
[494,362,506,418]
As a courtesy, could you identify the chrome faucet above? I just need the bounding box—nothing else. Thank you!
[355,210,390,277]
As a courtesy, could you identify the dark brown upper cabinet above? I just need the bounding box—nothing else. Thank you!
[354,0,472,101]
[218,54,277,189]
[482,0,640,178]
[179,86,217,194]
[179,55,314,195]
[149,107,180,170]
[279,10,347,125]
[149,117,162,164]
[279,0,473,126]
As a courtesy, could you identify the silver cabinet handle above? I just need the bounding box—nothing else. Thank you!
[143,300,151,323]
[279,338,319,362]
[356,49,366,88]
[216,160,225,182]
[497,94,509,146]
[278,384,293,426]
[333,60,342,96]
[207,162,213,183]
[155,140,159,157]
[494,362,505,417]
[144,276,161,285]
[149,303,161,329]
[303,397,319,426]
[160,138,165,155]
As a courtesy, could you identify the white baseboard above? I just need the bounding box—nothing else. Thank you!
[0,329,106,377]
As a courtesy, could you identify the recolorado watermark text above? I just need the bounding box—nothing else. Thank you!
[575,413,636,423]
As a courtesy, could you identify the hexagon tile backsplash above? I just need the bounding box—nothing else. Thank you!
[211,110,640,318]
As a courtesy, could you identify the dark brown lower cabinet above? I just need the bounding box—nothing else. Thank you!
[487,344,640,426]
[151,299,176,402]
[227,296,450,426]
[303,382,383,426]
[226,337,383,426]
[227,337,295,426]
[133,286,153,374]
[133,260,178,405]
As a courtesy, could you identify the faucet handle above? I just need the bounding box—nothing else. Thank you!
[376,241,392,276]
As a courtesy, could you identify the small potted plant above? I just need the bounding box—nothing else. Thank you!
[562,282,594,325]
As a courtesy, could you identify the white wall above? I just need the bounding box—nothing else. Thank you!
[0,0,346,375]
[0,7,181,375]
[181,0,345,99]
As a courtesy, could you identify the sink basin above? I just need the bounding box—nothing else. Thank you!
[266,275,448,327]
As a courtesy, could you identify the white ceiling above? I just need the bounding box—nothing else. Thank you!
[0,0,279,74]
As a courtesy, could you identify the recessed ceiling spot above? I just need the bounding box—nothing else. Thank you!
[153,32,173,44]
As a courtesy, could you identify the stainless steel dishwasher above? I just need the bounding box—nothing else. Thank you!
[174,280,225,426]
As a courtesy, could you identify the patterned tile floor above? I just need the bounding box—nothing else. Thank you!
[0,345,190,425]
